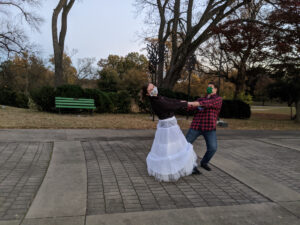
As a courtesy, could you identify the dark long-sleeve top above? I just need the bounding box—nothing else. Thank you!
[149,96,187,120]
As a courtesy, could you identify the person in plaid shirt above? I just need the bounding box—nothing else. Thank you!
[186,81,222,173]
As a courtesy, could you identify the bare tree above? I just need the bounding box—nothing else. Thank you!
[52,0,75,87]
[136,0,254,89]
[76,57,97,80]
[199,0,272,98]
[0,0,42,56]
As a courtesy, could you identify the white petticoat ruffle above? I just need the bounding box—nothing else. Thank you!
[146,116,197,182]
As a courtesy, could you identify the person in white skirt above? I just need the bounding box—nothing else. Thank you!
[142,83,201,182]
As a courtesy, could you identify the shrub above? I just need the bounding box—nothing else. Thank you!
[107,92,118,112]
[158,88,198,101]
[30,86,55,112]
[0,88,16,106]
[220,100,251,119]
[237,92,253,105]
[97,68,120,92]
[83,88,101,110]
[0,88,28,108]
[106,91,131,113]
[31,86,115,113]
[137,97,151,113]
[30,85,131,114]
[116,90,131,113]
[107,90,130,113]
[28,97,39,110]
[98,91,114,113]
[174,91,188,101]
[15,92,29,108]
[55,84,84,98]
[158,88,177,99]
[84,88,113,113]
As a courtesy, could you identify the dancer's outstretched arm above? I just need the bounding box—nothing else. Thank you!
[197,98,222,110]
[156,97,187,112]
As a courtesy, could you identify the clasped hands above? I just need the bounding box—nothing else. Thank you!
[188,101,200,107]
[181,100,200,107]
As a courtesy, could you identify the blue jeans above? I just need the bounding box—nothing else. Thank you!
[186,128,217,165]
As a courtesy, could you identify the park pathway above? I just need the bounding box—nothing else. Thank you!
[0,129,299,225]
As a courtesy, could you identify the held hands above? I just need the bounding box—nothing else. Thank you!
[188,101,200,107]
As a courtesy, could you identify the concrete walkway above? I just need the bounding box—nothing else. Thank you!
[0,129,299,225]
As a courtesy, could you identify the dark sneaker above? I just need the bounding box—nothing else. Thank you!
[201,163,212,171]
[192,167,202,175]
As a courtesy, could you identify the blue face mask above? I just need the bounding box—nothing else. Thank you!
[150,86,158,96]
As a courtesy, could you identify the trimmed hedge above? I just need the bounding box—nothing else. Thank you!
[55,84,84,98]
[29,85,250,118]
[220,100,251,119]
[84,88,114,113]
[0,88,28,108]
[30,85,131,113]
[30,86,55,112]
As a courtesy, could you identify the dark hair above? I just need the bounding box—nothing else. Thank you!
[208,81,218,90]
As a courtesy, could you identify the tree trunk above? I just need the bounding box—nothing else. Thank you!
[162,44,190,89]
[156,0,168,87]
[234,65,246,99]
[54,48,64,87]
[157,41,165,87]
[52,0,75,88]
[162,59,186,89]
[25,65,29,95]
[149,0,248,90]
[296,100,300,123]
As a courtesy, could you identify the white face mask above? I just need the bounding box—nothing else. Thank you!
[150,86,158,96]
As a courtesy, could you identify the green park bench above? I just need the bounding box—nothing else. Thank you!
[55,97,96,114]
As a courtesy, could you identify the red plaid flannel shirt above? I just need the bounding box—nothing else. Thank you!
[190,94,223,131]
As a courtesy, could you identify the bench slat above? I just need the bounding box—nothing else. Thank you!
[55,97,93,99]
[55,102,95,106]
[56,105,95,108]
[55,99,94,102]
[55,97,94,101]
[56,106,96,109]
[55,97,92,99]
[55,97,96,111]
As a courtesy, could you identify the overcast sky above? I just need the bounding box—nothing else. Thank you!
[29,0,146,63]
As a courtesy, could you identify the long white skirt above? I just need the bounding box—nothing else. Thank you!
[146,116,197,182]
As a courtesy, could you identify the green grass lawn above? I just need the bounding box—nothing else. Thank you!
[251,106,296,115]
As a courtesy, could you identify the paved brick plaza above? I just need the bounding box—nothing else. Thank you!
[218,139,300,193]
[0,130,299,225]
[0,142,52,221]
[83,139,269,215]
